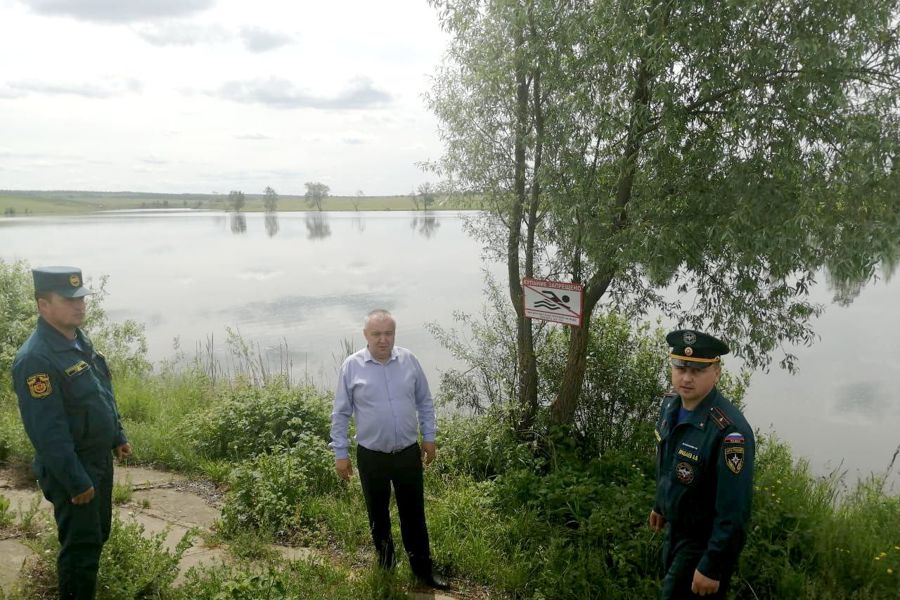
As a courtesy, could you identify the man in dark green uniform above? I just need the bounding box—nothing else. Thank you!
[12,266,131,600]
[649,329,754,599]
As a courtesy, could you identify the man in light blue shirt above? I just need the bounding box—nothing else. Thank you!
[330,309,448,590]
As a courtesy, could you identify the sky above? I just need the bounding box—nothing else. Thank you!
[0,0,450,195]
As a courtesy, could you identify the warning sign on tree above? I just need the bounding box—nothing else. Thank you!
[522,277,584,327]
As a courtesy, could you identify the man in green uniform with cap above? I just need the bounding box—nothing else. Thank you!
[649,329,754,599]
[12,266,131,600]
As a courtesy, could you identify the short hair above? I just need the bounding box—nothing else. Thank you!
[34,291,53,302]
[364,309,393,329]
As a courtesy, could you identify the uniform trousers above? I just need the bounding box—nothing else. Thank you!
[661,527,734,600]
[356,442,432,576]
[39,452,114,600]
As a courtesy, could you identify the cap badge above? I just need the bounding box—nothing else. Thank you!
[69,274,81,287]
[683,331,696,345]
[684,346,693,356]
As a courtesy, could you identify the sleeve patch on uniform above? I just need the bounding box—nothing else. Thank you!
[725,446,745,474]
[65,361,90,377]
[724,432,745,444]
[26,374,52,398]
[654,429,662,442]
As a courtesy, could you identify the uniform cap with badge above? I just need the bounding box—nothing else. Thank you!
[667,329,729,369]
[32,266,93,298]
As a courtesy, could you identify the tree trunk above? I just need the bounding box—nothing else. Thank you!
[508,23,539,432]
[550,275,610,424]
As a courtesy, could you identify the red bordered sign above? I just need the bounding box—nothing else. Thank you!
[522,278,584,327]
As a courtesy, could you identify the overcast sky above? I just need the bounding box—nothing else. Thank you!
[0,0,449,195]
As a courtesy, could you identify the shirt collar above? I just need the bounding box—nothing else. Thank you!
[37,317,88,353]
[667,387,719,429]
[362,346,398,364]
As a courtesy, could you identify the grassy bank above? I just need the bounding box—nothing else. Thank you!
[0,190,483,216]
[1,371,898,599]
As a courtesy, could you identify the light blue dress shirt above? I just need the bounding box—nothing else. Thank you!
[330,346,437,460]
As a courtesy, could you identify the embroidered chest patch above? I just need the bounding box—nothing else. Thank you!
[725,445,745,474]
[675,461,695,484]
[26,373,52,398]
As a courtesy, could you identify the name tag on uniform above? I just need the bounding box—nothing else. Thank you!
[677,446,700,462]
[64,361,90,377]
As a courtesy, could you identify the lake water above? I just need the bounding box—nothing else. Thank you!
[2,210,898,487]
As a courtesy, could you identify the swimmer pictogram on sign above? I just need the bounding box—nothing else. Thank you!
[522,277,584,327]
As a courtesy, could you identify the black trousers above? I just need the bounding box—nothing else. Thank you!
[39,453,113,600]
[660,529,733,600]
[356,443,432,576]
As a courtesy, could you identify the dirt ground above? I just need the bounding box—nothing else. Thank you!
[0,465,455,599]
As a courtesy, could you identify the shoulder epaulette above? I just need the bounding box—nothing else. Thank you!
[709,406,732,431]
[659,391,677,408]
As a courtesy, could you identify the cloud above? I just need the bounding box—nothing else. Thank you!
[0,78,141,98]
[340,132,373,145]
[21,0,215,23]
[234,133,274,140]
[215,76,392,110]
[239,27,293,53]
[135,22,229,46]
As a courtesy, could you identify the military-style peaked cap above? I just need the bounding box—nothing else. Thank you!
[32,266,93,298]
[667,329,729,369]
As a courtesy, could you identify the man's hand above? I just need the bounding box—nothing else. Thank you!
[71,486,95,505]
[421,441,436,466]
[115,443,132,460]
[691,569,720,596]
[335,458,353,481]
[648,510,666,532]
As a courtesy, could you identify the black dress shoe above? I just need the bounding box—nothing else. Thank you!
[415,573,451,590]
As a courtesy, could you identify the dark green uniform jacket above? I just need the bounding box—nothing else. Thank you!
[12,317,127,497]
[654,387,754,580]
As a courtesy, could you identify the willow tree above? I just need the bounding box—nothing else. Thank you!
[427,0,899,427]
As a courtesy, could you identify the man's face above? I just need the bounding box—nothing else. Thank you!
[38,293,86,333]
[364,315,396,362]
[671,363,720,404]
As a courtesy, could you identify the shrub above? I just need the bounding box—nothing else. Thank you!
[183,381,332,461]
[0,259,36,385]
[17,516,192,599]
[96,517,193,599]
[434,410,532,480]
[219,434,340,539]
[541,313,670,456]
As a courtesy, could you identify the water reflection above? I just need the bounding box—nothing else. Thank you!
[305,212,332,240]
[410,212,440,239]
[265,212,280,238]
[352,214,366,233]
[830,382,891,420]
[229,212,247,234]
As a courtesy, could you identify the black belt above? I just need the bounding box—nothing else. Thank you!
[358,442,418,455]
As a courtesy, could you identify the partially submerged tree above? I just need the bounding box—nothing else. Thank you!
[417,182,437,210]
[427,0,900,428]
[304,182,330,211]
[263,186,279,212]
[228,190,245,212]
